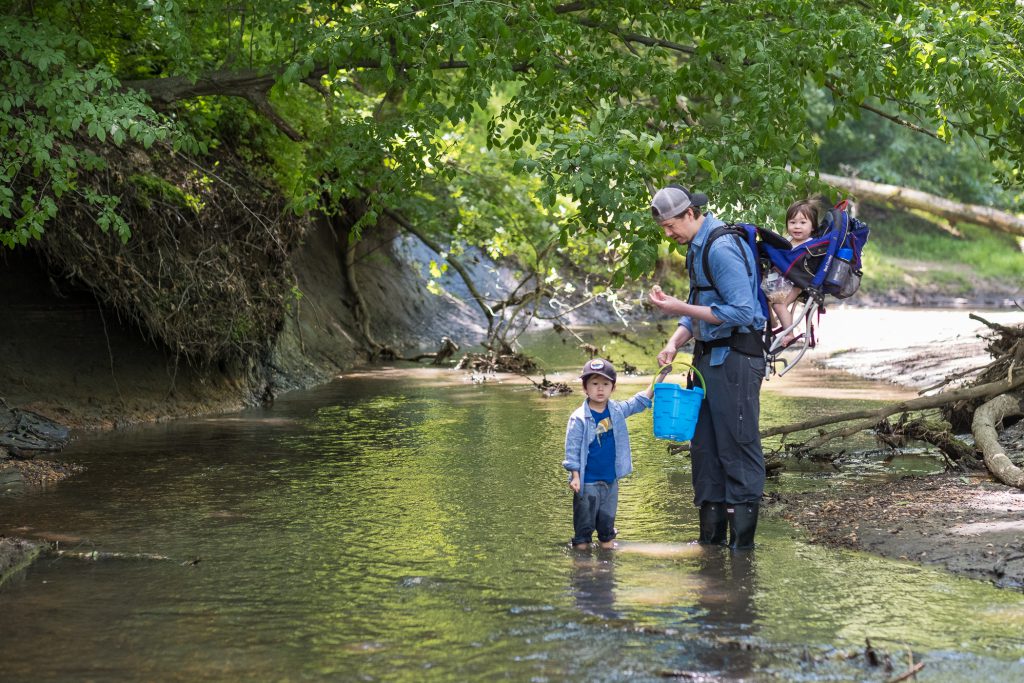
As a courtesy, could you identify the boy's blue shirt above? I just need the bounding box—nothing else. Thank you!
[563,391,652,487]
[583,406,616,483]
[678,212,766,366]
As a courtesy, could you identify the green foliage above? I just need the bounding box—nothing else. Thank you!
[0,16,192,247]
[3,0,1023,286]
[863,205,1024,279]
[810,89,1024,211]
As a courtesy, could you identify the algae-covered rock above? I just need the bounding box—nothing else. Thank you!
[0,537,41,587]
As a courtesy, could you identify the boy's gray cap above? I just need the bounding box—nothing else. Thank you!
[650,185,708,221]
[580,358,617,383]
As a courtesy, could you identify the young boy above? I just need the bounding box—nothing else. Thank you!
[563,358,654,550]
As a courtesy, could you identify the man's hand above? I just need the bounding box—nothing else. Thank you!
[649,285,685,315]
[657,344,677,367]
[569,471,581,494]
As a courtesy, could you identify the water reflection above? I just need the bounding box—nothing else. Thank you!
[1,368,1023,681]
[691,551,759,679]
[570,551,621,620]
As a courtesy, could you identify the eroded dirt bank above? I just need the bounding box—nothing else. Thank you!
[768,465,1024,590]
[1,216,494,581]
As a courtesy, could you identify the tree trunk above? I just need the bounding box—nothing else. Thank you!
[820,173,1024,237]
[972,393,1024,488]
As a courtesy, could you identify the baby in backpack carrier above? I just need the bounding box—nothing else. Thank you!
[761,199,818,347]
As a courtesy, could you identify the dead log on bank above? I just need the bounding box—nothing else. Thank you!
[762,373,1024,444]
[820,173,1024,237]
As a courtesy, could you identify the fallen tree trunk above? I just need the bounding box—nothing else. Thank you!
[820,173,1024,237]
[972,393,1024,489]
[762,373,1024,439]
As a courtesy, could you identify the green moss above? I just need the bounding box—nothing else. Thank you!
[130,173,202,213]
[230,315,255,344]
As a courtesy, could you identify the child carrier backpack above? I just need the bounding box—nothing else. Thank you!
[694,199,871,376]
[760,200,870,300]
[759,199,871,373]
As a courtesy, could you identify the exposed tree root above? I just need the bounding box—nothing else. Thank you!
[39,144,304,365]
[972,393,1024,488]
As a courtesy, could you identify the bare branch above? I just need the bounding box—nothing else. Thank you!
[380,206,496,328]
[825,80,939,139]
[244,92,304,141]
[574,17,695,56]
[763,373,1024,439]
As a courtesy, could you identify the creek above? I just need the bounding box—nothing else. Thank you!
[1,324,1023,682]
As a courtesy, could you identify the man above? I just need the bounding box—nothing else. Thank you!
[648,184,766,549]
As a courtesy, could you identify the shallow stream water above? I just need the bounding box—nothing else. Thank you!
[2,327,1023,681]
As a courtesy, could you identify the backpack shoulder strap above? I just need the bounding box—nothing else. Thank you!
[698,224,753,296]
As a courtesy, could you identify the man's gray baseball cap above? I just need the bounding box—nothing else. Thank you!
[650,185,708,221]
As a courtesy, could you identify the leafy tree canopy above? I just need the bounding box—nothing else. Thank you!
[2,0,1023,278]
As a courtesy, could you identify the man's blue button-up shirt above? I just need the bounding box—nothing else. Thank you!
[679,212,766,366]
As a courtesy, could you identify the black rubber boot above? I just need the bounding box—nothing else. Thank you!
[727,502,759,550]
[698,502,728,545]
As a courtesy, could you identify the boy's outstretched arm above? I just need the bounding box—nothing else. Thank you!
[643,365,673,399]
[620,390,653,417]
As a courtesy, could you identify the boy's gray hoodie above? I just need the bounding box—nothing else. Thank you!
[563,392,652,486]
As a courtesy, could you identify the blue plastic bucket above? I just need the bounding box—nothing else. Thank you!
[652,363,706,442]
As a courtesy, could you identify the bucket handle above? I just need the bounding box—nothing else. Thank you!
[652,362,707,395]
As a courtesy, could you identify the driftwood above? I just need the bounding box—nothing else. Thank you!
[765,316,1024,486]
[885,661,925,683]
[944,314,1024,429]
[403,336,460,364]
[875,416,982,470]
[972,394,1024,488]
[762,374,1024,442]
[53,548,173,561]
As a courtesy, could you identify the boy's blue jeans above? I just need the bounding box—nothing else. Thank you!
[572,480,618,545]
